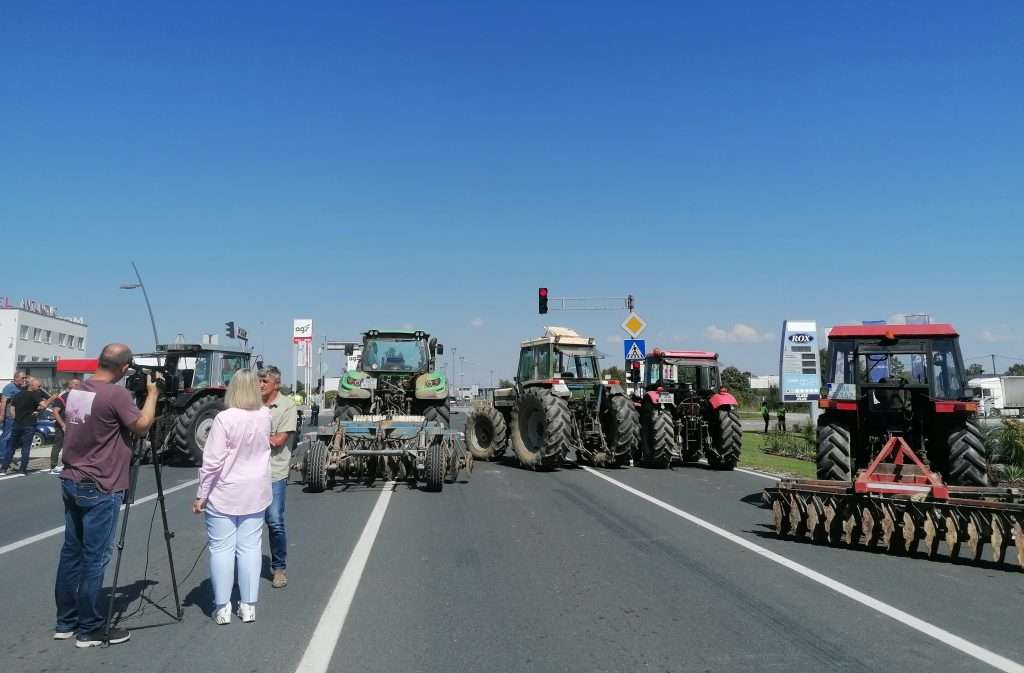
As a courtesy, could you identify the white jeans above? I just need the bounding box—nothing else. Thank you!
[205,507,264,607]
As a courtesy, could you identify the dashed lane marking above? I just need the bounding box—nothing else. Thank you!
[0,478,199,556]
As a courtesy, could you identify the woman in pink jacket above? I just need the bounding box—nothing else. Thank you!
[192,369,272,625]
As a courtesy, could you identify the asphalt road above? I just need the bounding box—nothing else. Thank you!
[0,412,1021,673]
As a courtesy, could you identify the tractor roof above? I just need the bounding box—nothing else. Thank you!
[148,344,249,355]
[649,348,719,361]
[362,329,429,338]
[521,326,596,348]
[828,324,958,339]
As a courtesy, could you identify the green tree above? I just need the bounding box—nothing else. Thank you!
[497,378,515,388]
[601,366,626,382]
[819,348,828,375]
[720,366,751,393]
[1007,364,1024,376]
[966,363,985,378]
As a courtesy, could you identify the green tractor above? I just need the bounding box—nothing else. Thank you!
[334,329,449,427]
[466,327,639,468]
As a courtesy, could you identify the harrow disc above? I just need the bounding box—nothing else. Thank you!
[1014,519,1024,569]
[880,503,903,553]
[805,496,827,543]
[823,498,843,545]
[788,495,808,538]
[901,511,920,556]
[922,509,942,559]
[943,512,962,560]
[860,504,880,548]
[841,508,861,547]
[990,514,1009,565]
[964,511,985,562]
[771,497,790,537]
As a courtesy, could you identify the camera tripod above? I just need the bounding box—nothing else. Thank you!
[103,434,183,642]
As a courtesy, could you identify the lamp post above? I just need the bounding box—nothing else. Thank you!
[120,260,160,348]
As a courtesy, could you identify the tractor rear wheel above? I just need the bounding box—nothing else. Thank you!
[639,405,673,469]
[335,404,360,422]
[602,395,640,466]
[511,388,570,469]
[173,396,225,465]
[816,421,852,481]
[423,404,450,428]
[304,440,329,493]
[947,419,990,486]
[466,405,508,460]
[707,407,741,470]
[423,436,444,492]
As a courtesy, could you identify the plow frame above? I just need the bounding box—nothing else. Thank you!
[303,415,472,492]
[764,438,1024,569]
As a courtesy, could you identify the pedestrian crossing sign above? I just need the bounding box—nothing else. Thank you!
[624,339,646,361]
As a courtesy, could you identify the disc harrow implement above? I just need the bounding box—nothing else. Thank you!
[764,436,1024,570]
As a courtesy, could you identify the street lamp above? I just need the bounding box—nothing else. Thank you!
[120,261,160,349]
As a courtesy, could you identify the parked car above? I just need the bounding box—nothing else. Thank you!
[32,409,57,449]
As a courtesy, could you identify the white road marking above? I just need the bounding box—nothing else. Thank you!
[734,466,780,481]
[583,466,1024,673]
[295,483,395,673]
[0,478,199,556]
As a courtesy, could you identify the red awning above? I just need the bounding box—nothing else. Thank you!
[56,358,98,373]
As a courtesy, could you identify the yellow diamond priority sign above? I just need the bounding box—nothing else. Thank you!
[621,312,647,338]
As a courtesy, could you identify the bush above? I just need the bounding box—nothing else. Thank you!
[988,419,1024,468]
[325,390,338,408]
[762,429,815,462]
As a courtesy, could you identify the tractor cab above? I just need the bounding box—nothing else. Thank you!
[644,350,722,400]
[135,344,251,394]
[514,326,607,398]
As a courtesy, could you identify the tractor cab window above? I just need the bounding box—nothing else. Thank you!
[858,352,928,386]
[192,356,211,390]
[517,348,536,381]
[646,361,662,386]
[363,338,427,372]
[221,355,246,385]
[829,343,855,385]
[932,340,964,399]
[534,346,552,379]
[555,346,600,379]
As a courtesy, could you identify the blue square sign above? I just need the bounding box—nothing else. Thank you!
[624,339,646,361]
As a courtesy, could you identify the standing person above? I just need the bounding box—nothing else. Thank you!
[310,399,320,426]
[777,404,787,432]
[47,378,82,474]
[0,370,28,469]
[258,366,296,589]
[760,398,770,433]
[55,344,159,647]
[192,370,272,625]
[4,377,48,474]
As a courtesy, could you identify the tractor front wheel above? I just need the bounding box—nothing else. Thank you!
[947,419,990,486]
[335,404,361,422]
[511,388,570,469]
[423,436,444,492]
[707,407,741,470]
[173,396,225,465]
[423,404,450,428]
[466,405,508,461]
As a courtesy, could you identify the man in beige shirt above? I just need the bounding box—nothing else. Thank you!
[259,366,297,588]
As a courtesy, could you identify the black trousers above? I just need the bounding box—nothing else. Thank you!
[51,426,64,468]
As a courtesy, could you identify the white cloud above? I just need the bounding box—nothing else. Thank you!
[704,323,773,344]
[979,329,1014,343]
[469,317,484,328]
[401,323,414,330]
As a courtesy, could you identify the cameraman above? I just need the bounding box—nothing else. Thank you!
[53,344,160,648]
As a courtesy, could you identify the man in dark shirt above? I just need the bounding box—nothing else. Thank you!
[2,377,47,475]
[0,370,27,469]
[54,344,159,648]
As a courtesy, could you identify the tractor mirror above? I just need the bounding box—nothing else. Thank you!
[435,343,444,355]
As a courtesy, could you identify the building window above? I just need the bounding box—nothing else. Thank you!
[20,326,29,340]
[33,328,42,342]
[31,356,39,362]
[58,333,65,347]
[17,355,25,362]
[43,330,52,344]
[77,337,85,350]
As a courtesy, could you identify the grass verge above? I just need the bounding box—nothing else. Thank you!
[740,433,816,479]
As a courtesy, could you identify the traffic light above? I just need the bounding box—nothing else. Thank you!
[629,361,641,383]
[538,287,549,314]
[225,321,235,339]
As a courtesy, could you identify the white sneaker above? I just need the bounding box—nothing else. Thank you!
[213,605,231,625]
[49,466,63,475]
[239,602,255,623]
[53,630,75,640]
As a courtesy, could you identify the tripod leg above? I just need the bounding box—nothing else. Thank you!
[103,497,132,644]
[151,442,184,621]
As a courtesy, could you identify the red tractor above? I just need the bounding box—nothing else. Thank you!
[634,349,742,469]
[817,324,988,486]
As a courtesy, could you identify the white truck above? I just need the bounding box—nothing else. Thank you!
[969,376,1024,416]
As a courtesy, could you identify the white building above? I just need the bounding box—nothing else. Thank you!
[750,374,780,390]
[0,298,89,390]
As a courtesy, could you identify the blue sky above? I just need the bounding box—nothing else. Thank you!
[2,2,1022,385]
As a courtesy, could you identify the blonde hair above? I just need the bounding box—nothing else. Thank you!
[225,369,262,410]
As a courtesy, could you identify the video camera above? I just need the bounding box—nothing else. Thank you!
[125,363,175,406]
